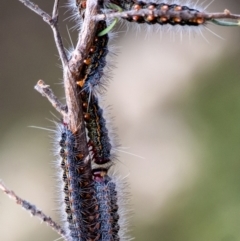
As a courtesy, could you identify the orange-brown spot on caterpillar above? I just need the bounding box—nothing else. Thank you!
[90,46,96,53]
[86,214,96,222]
[80,0,86,9]
[161,5,168,11]
[77,166,85,174]
[80,91,86,98]
[80,181,89,188]
[133,4,141,10]
[191,18,198,24]
[132,15,140,21]
[196,17,205,24]
[174,6,182,11]
[174,17,181,23]
[84,113,91,121]
[84,58,91,65]
[83,192,93,200]
[82,102,88,110]
[148,5,155,10]
[160,16,168,22]
[77,153,84,159]
[147,15,155,22]
[94,204,99,211]
[76,80,85,88]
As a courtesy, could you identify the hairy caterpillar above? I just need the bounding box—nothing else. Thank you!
[81,91,114,166]
[93,168,120,241]
[58,123,99,240]
[58,124,126,240]
[120,2,206,26]
[3,0,240,241]
[77,20,109,94]
[75,17,114,167]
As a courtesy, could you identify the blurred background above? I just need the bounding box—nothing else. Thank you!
[1,1,240,240]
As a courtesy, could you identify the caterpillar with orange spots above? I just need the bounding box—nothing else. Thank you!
[76,20,114,166]
[77,20,109,94]
[69,0,207,27]
[58,123,100,240]
[127,3,205,25]
[81,91,114,166]
[109,1,206,26]
[93,168,121,241]
[57,124,127,241]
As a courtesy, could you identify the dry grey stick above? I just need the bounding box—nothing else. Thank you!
[34,80,67,118]
[0,180,70,241]
[18,0,68,67]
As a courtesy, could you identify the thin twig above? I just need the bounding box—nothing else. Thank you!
[0,180,69,241]
[52,0,59,18]
[205,10,240,21]
[18,0,68,67]
[51,0,68,67]
[34,80,67,118]
[95,8,240,22]
[18,0,52,20]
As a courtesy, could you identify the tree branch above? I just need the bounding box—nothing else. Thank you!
[34,79,67,118]
[17,0,68,67]
[0,180,69,241]
[63,0,99,138]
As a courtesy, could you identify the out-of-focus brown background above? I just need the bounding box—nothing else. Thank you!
[1,1,240,241]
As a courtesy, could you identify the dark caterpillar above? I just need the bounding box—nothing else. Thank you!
[76,0,87,12]
[75,19,112,166]
[93,168,120,241]
[59,124,100,241]
[74,0,115,168]
[109,1,206,26]
[76,0,105,16]
[81,92,113,166]
[77,20,109,94]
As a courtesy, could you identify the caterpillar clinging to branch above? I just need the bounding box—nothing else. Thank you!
[1,0,240,241]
